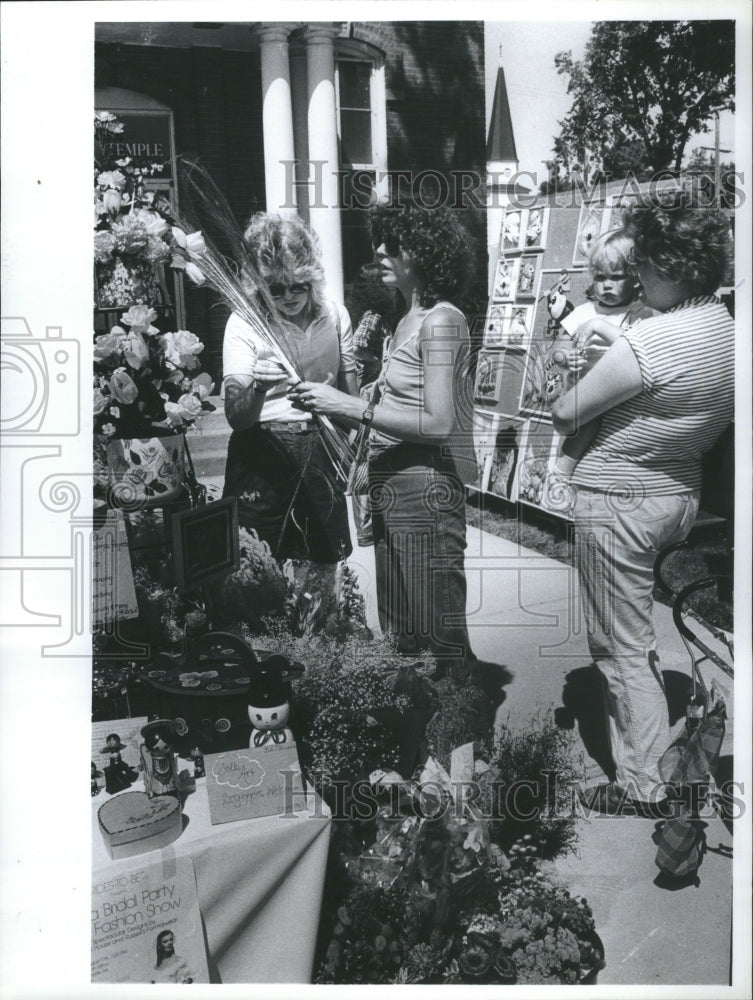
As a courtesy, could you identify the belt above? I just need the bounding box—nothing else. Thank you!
[259,420,317,434]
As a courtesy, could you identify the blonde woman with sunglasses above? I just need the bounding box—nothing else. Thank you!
[222,212,357,564]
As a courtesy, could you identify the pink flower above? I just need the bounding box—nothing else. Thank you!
[109,370,138,405]
[177,393,202,420]
[123,331,149,370]
[185,232,207,257]
[163,402,185,428]
[102,189,122,215]
[184,261,205,286]
[97,170,126,190]
[120,305,159,335]
[135,209,169,238]
[193,372,215,400]
[93,331,122,360]
[101,423,117,437]
[93,387,108,416]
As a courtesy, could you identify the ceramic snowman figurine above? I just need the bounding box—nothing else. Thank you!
[247,660,294,748]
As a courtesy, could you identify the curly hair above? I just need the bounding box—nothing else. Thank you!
[369,202,474,308]
[622,193,732,295]
[242,212,327,314]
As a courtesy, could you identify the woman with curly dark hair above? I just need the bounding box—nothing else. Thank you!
[552,193,734,816]
[290,202,477,680]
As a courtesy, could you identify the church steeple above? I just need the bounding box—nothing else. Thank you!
[487,64,518,166]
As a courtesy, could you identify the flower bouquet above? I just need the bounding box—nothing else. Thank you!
[94,304,214,506]
[94,111,171,308]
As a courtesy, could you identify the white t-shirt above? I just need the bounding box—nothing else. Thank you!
[560,299,653,337]
[222,301,354,423]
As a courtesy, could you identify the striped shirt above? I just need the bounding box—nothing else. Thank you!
[573,296,734,495]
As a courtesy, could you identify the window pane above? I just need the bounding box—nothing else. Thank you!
[340,110,372,165]
[338,61,371,109]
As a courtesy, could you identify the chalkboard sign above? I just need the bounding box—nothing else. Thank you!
[171,498,240,592]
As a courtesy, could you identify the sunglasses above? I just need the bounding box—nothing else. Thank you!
[268,281,311,299]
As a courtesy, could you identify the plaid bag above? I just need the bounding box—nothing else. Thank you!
[655,814,705,879]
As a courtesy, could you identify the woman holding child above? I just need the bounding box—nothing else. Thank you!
[290,202,477,682]
[552,194,734,815]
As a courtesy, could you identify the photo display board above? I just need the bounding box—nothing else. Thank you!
[471,200,604,517]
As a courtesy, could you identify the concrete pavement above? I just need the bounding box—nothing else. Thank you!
[347,511,735,987]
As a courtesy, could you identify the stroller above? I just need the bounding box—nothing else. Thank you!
[652,542,734,887]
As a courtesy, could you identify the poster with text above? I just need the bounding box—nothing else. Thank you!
[91,855,209,984]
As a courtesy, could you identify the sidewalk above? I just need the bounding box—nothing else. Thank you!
[346,510,734,987]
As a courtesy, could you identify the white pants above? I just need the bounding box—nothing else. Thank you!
[573,486,700,800]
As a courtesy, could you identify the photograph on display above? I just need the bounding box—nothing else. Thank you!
[474,350,505,407]
[515,255,542,300]
[483,304,535,351]
[523,206,550,251]
[572,202,609,266]
[514,417,558,509]
[491,256,518,302]
[487,421,524,502]
[483,303,508,349]
[500,207,525,253]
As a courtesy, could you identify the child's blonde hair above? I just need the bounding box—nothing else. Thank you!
[588,229,634,274]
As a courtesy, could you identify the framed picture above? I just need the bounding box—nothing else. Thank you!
[474,351,505,408]
[513,417,558,510]
[491,257,518,302]
[171,497,240,592]
[515,255,542,301]
[500,208,525,253]
[483,303,508,349]
[483,304,535,351]
[523,206,550,251]
[572,203,609,266]
[487,420,524,502]
[471,408,500,490]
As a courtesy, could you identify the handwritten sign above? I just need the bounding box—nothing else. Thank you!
[92,509,139,624]
[204,744,305,825]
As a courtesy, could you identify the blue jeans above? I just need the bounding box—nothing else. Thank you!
[573,486,700,799]
[369,444,472,673]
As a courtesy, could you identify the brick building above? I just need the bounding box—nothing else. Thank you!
[95,21,488,380]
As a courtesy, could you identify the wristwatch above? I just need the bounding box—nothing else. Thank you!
[361,405,374,428]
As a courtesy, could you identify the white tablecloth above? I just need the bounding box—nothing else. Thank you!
[92,775,331,983]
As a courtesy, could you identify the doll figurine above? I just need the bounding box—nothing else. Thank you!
[140,718,181,798]
[91,762,103,797]
[101,733,138,793]
[247,660,294,748]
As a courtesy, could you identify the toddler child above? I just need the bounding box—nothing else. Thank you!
[545,230,655,506]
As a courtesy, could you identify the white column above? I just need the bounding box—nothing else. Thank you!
[256,24,298,218]
[304,24,344,302]
[289,47,310,224]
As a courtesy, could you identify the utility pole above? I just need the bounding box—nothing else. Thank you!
[698,113,732,206]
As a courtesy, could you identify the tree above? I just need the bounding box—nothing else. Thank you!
[552,21,735,179]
